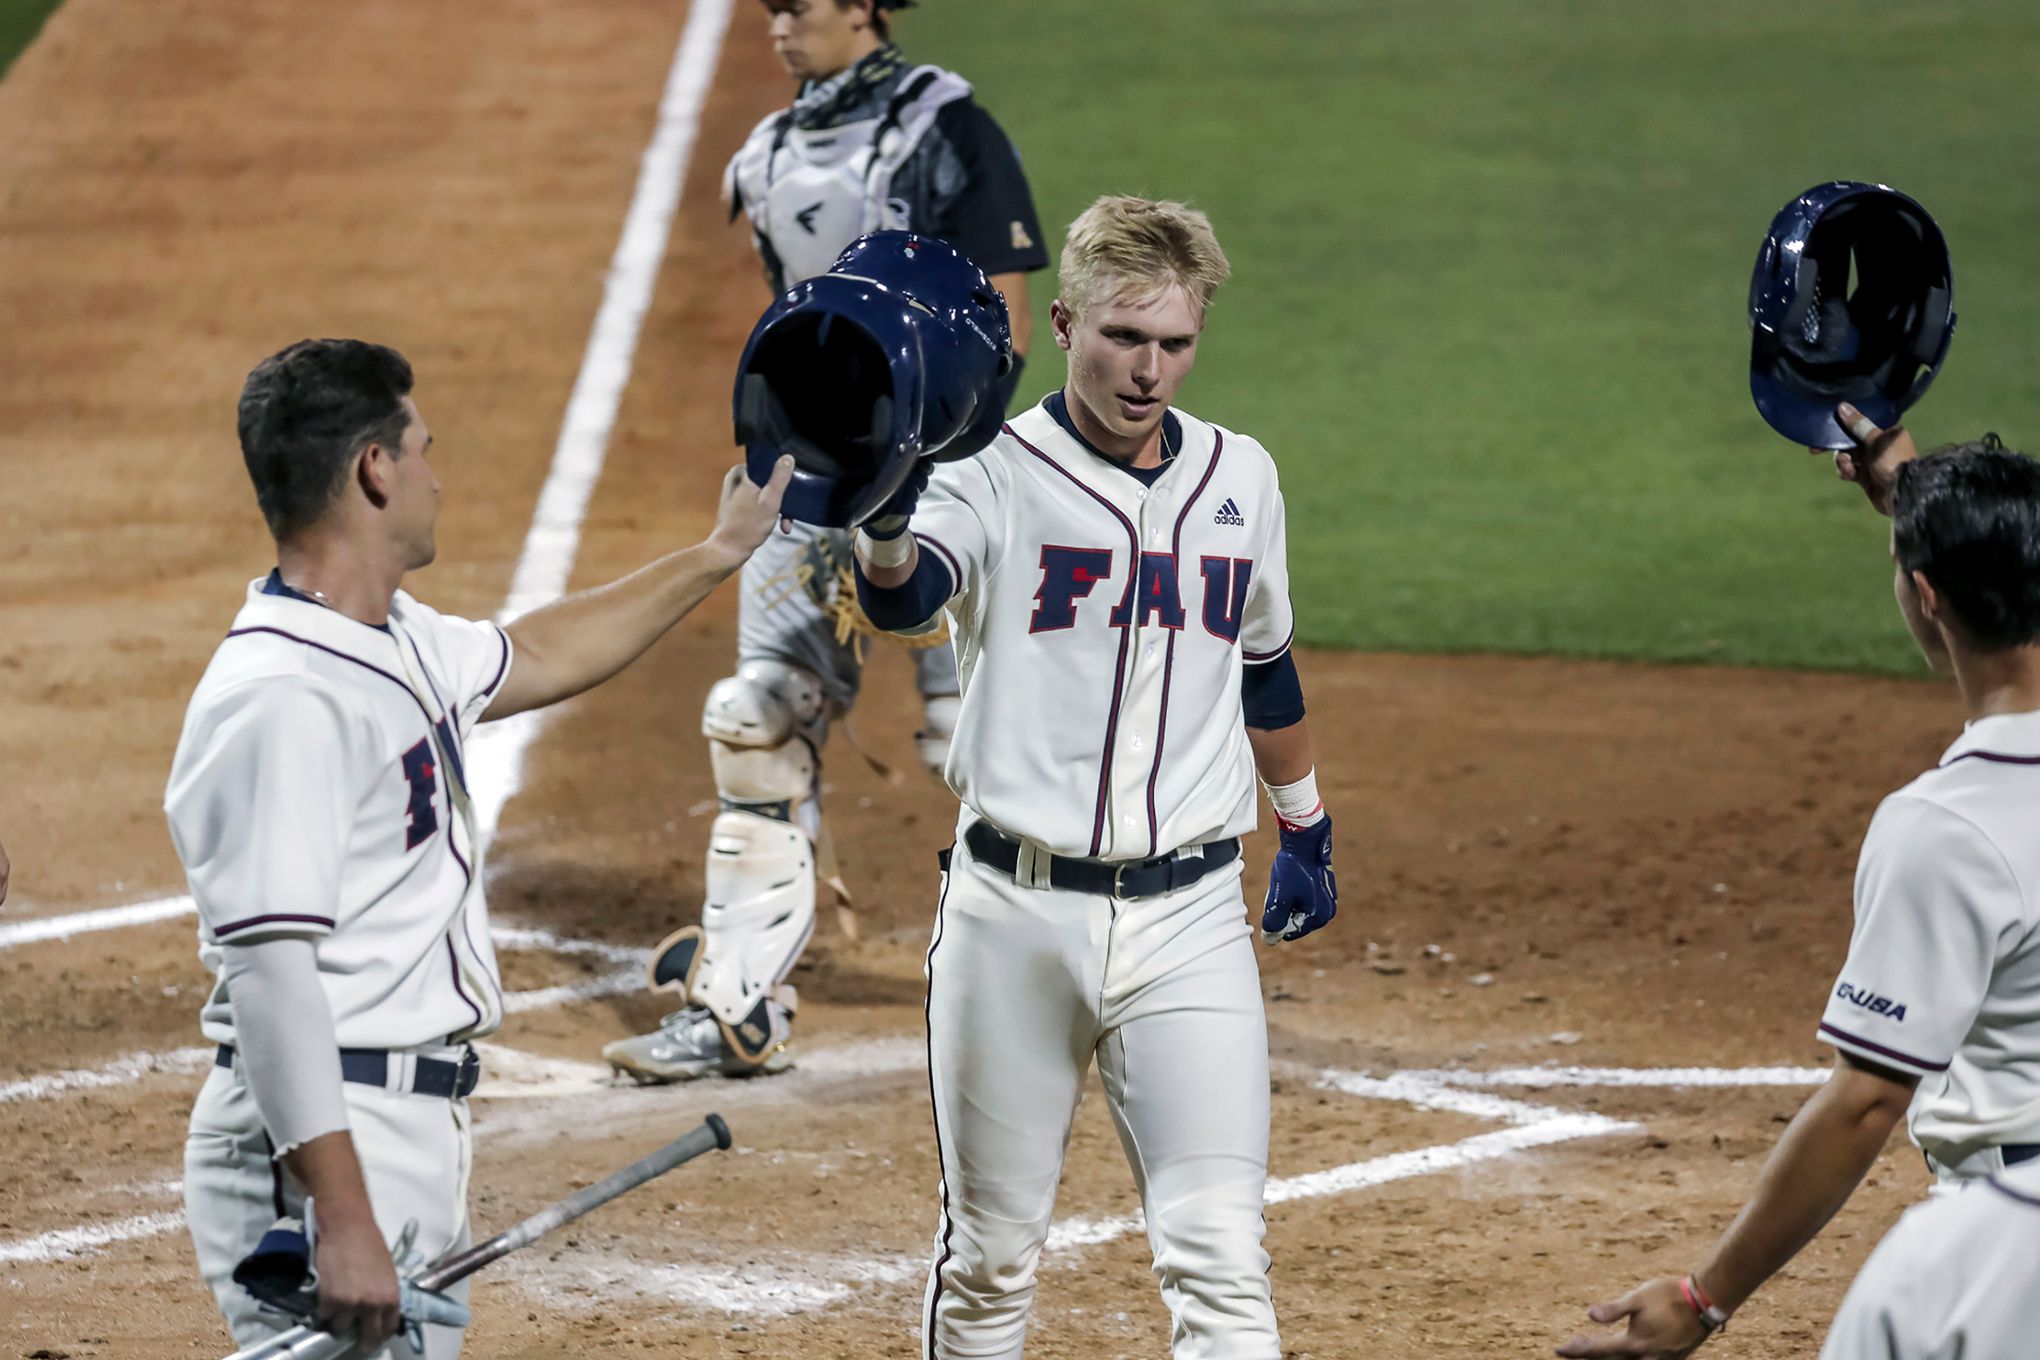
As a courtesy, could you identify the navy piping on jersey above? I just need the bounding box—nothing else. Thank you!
[1004,422,1142,857]
[1045,390,1182,486]
[1144,432,1226,856]
[391,629,491,1029]
[1989,1176,2040,1209]
[1818,1020,1951,1073]
[915,532,966,598]
[213,912,338,939]
[1943,749,2040,768]
[1244,625,1294,664]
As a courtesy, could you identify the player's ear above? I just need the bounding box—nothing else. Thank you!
[356,441,395,510]
[1910,570,1941,622]
[1050,299,1074,352]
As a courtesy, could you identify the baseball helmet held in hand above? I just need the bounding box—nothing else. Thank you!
[734,232,1014,528]
[1748,181,1955,449]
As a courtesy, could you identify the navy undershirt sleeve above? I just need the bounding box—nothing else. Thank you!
[1242,651,1306,730]
[854,544,956,632]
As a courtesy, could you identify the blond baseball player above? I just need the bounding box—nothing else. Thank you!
[854,197,1339,1359]
[1560,405,2040,1360]
[169,339,791,1357]
[604,0,1049,1085]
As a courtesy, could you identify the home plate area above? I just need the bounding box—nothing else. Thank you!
[465,1043,1830,1324]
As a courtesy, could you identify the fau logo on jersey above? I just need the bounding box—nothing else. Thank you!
[1031,549,1255,641]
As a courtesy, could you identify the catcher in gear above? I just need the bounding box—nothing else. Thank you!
[603,0,1048,1084]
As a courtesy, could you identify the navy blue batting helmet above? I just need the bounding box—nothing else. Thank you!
[734,232,1013,528]
[1748,181,1955,449]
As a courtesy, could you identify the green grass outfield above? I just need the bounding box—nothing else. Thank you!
[908,0,2040,673]
[0,0,59,79]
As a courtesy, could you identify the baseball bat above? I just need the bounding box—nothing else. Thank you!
[220,1114,733,1360]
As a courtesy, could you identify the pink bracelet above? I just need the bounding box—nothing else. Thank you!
[1679,1275,1729,1332]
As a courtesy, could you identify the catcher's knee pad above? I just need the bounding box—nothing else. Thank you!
[703,660,825,835]
[915,693,961,776]
[663,661,825,1067]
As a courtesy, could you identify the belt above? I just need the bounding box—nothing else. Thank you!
[216,1044,480,1100]
[2006,1144,2040,1167]
[963,821,1240,900]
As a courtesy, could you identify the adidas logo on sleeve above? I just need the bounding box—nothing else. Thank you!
[1214,498,1246,527]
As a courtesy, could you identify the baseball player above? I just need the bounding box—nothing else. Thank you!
[169,339,791,1357]
[1559,403,2040,1360]
[854,196,1340,1359]
[603,0,1051,1083]
[1,833,10,904]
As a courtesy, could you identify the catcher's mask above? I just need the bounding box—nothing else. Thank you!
[735,232,1013,528]
[1749,181,1955,449]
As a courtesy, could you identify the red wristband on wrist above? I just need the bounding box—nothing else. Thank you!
[1679,1275,1728,1332]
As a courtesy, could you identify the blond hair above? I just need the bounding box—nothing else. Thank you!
[1057,195,1231,322]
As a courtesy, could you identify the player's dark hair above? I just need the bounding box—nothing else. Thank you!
[1891,436,2040,652]
[236,339,415,541]
[861,0,912,41]
[786,0,902,41]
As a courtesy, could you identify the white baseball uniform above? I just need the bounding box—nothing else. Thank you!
[1805,710,2040,1357]
[168,573,513,1359]
[1818,1162,2040,1360]
[1816,711,2040,1178]
[905,397,1294,1359]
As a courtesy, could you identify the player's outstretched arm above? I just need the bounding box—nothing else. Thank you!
[484,458,792,721]
[1556,1052,1915,1358]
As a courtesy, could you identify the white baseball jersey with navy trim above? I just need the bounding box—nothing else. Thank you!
[166,576,514,1051]
[1817,710,2040,1170]
[908,399,1294,861]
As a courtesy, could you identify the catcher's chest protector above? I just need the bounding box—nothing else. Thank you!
[729,66,972,287]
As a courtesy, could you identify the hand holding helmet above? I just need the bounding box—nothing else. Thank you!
[1748,181,1955,449]
[733,231,1014,528]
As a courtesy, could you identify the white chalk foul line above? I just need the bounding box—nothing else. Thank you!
[0,1046,214,1106]
[0,1211,191,1266]
[2,0,739,945]
[467,0,736,850]
[0,894,196,949]
[1408,1064,1830,1089]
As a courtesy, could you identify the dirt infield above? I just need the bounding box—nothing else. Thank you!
[0,3,1962,1357]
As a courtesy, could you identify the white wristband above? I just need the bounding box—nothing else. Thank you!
[857,527,914,571]
[1264,769,1325,828]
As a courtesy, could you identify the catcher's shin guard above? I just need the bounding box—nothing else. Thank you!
[656,661,823,1068]
[651,810,814,1067]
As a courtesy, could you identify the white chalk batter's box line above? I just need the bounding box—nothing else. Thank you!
[0,925,650,1107]
[0,1055,1829,1284]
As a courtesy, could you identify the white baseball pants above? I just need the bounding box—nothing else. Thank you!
[184,1056,473,1359]
[921,828,1278,1359]
[1820,1163,2040,1359]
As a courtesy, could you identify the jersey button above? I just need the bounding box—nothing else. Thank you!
[1131,735,1144,751]
[1137,489,1148,501]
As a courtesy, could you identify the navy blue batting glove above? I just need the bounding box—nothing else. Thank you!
[1260,813,1336,945]
[863,459,933,540]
